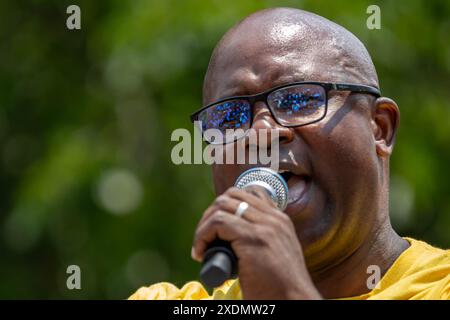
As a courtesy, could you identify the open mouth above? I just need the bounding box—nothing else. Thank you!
[279,171,294,183]
[278,170,311,206]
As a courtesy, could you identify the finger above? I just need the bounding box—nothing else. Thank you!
[197,202,219,226]
[196,195,233,227]
[198,192,262,227]
[242,185,276,207]
[211,194,264,222]
[225,187,289,226]
[192,209,252,262]
[225,187,281,214]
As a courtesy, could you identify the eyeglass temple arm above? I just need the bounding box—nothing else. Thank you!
[332,83,381,97]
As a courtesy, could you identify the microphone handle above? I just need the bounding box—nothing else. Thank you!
[199,239,238,288]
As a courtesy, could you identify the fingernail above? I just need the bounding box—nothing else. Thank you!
[191,247,198,261]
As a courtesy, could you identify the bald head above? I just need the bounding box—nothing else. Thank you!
[203,7,379,104]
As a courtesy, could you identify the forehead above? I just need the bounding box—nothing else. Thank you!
[204,21,370,105]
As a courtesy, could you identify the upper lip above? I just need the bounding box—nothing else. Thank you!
[276,161,309,178]
[237,159,310,179]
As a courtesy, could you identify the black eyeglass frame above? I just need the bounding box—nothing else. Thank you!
[190,81,381,142]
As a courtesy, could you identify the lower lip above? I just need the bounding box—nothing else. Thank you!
[284,175,311,216]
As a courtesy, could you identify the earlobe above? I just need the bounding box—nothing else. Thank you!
[372,97,400,157]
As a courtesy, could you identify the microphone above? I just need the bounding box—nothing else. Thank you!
[199,167,289,288]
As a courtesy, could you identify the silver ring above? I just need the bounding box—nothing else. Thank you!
[235,201,249,218]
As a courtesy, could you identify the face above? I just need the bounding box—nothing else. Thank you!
[203,22,389,272]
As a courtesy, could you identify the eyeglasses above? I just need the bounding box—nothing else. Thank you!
[190,81,381,144]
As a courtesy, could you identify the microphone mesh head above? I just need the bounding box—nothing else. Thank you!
[234,167,288,210]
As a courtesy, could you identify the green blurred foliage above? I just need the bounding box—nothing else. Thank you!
[0,0,449,298]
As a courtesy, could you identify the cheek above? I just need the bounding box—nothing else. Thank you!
[212,163,241,195]
[295,112,379,257]
[211,141,260,195]
[304,111,378,202]
[211,143,240,194]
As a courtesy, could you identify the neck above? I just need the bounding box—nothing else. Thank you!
[311,221,410,299]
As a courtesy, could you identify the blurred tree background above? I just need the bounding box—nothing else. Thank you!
[0,0,449,299]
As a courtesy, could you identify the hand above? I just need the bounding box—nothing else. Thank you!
[191,186,322,300]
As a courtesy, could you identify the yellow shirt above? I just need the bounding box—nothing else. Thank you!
[128,238,450,300]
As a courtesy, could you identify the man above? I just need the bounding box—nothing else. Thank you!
[129,8,449,300]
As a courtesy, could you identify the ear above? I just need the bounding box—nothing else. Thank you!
[371,97,400,157]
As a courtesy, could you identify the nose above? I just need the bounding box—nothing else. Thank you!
[248,101,295,146]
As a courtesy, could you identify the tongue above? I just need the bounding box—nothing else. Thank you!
[287,175,307,203]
